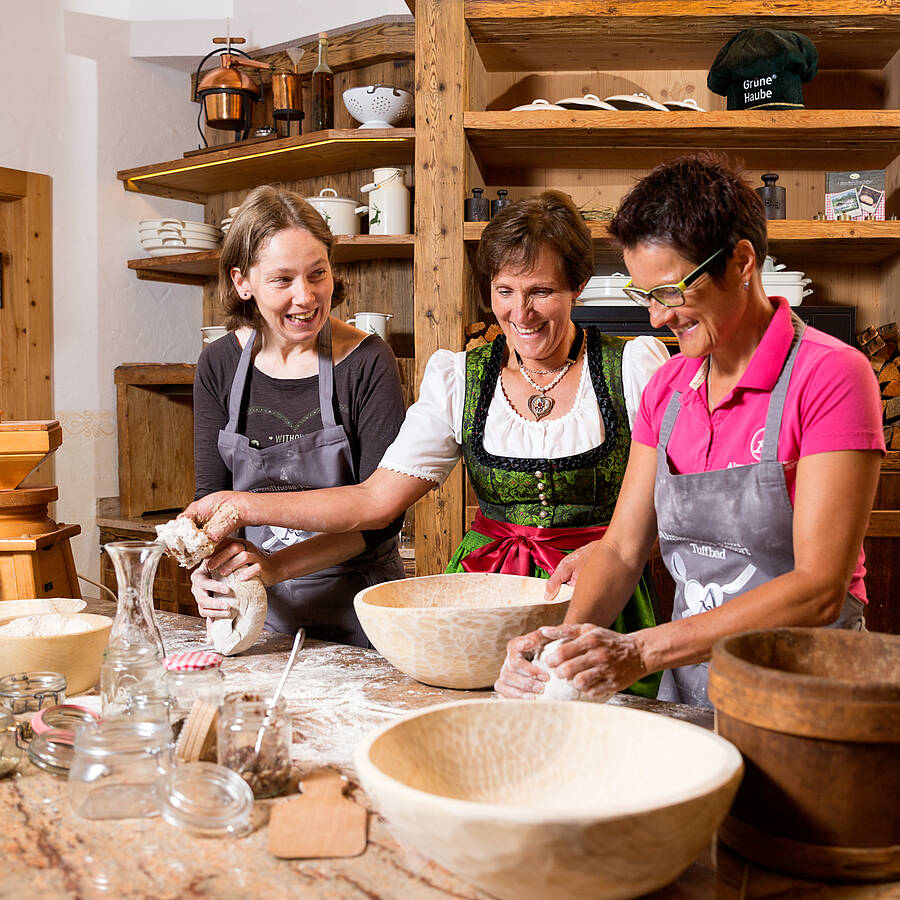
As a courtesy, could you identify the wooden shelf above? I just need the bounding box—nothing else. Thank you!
[117,129,416,202]
[127,236,415,285]
[465,2,900,71]
[465,110,900,176]
[465,220,900,264]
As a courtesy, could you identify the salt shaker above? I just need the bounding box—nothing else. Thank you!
[464,188,491,222]
[756,173,786,220]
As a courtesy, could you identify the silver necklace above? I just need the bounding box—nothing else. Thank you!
[517,359,572,420]
[519,360,568,376]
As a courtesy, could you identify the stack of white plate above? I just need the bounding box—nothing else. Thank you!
[578,274,632,306]
[220,206,241,235]
[138,218,223,257]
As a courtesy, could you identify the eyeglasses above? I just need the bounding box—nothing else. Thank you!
[623,247,727,308]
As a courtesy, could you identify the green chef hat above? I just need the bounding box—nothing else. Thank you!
[708,28,818,110]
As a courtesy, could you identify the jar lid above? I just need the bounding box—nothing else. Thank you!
[163,651,224,672]
[28,728,75,775]
[31,704,100,738]
[156,762,254,837]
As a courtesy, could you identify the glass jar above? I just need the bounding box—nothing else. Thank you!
[100,645,169,723]
[0,707,25,778]
[156,761,254,838]
[68,719,173,819]
[163,651,225,739]
[0,671,66,720]
[218,692,292,799]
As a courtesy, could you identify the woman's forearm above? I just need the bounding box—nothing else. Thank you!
[268,531,368,581]
[565,539,646,627]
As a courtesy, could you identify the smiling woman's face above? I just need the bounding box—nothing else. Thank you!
[623,242,744,359]
[490,244,581,367]
[231,226,334,349]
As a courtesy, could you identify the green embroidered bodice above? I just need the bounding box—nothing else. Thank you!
[461,327,632,528]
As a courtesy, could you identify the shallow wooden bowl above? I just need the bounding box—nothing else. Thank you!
[353,573,571,689]
[356,699,743,900]
[0,613,113,694]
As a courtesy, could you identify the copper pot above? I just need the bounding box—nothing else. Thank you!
[197,64,261,131]
[271,71,302,120]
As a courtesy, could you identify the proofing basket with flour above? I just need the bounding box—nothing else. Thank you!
[353,573,571,689]
[355,699,744,900]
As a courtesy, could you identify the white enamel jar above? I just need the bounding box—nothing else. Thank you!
[305,188,368,236]
[360,168,410,235]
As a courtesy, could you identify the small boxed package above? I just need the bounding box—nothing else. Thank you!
[825,170,885,220]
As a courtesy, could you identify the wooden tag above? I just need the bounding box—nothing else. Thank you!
[267,768,368,859]
[175,700,218,763]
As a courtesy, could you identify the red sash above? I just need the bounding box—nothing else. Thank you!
[460,511,608,576]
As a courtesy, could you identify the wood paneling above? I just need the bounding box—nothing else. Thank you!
[465,3,900,71]
[413,0,468,575]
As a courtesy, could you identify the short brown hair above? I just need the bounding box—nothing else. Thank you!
[475,190,593,300]
[608,153,767,280]
[219,184,346,330]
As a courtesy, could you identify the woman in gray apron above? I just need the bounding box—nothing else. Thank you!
[495,154,885,707]
[190,186,405,647]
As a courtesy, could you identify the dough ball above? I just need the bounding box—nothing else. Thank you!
[206,572,267,656]
[533,638,611,703]
[155,516,215,568]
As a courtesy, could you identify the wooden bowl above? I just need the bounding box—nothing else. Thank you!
[353,573,571,689]
[355,699,743,900]
[709,627,900,882]
[0,613,113,694]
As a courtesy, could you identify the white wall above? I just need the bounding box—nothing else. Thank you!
[0,0,404,588]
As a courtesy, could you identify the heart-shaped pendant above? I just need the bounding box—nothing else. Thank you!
[528,393,554,420]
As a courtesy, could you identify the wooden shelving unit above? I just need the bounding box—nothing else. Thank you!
[117,128,415,202]
[127,235,415,286]
[411,0,900,575]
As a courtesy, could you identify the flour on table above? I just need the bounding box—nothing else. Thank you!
[0,613,93,636]
[534,638,611,703]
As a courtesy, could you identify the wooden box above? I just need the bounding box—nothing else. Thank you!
[115,364,196,516]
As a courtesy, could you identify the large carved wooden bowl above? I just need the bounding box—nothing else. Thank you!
[353,573,571,689]
[356,699,743,900]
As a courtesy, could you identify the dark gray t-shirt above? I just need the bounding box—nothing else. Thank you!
[193,331,406,548]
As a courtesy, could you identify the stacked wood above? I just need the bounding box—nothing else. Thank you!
[465,320,503,350]
[858,322,900,449]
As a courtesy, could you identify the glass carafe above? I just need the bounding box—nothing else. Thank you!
[103,541,167,658]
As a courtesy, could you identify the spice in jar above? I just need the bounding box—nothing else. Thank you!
[218,692,292,798]
[163,651,225,740]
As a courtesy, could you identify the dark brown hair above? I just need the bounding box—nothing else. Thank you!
[608,153,767,280]
[475,190,593,299]
[219,184,346,330]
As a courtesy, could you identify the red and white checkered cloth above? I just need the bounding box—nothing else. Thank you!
[162,650,224,672]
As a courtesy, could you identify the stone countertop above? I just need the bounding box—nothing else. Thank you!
[2,601,896,900]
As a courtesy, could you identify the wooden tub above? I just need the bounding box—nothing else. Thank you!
[708,627,900,882]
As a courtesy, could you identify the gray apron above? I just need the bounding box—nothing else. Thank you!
[217,322,404,646]
[655,315,865,707]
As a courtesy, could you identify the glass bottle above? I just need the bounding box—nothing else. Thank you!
[103,540,167,658]
[310,32,334,131]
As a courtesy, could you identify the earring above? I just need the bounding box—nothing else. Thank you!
[743,281,750,289]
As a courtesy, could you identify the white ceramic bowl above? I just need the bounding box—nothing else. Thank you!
[356,699,744,900]
[353,573,572,689]
[510,98,565,111]
[555,93,616,110]
[342,85,413,128]
[0,613,113,694]
[201,326,228,344]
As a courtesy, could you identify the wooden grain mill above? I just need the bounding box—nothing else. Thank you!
[0,418,81,600]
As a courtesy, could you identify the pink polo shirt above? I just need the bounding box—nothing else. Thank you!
[632,298,886,602]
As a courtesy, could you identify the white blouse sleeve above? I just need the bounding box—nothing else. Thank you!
[376,349,465,485]
[621,336,670,429]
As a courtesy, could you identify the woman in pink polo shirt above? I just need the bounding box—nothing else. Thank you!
[496,153,885,708]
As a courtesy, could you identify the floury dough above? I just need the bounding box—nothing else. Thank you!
[155,514,267,656]
[534,639,611,703]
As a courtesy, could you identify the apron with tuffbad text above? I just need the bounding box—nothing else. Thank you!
[216,321,404,646]
[655,316,865,708]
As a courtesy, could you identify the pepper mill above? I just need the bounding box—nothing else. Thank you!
[491,189,511,217]
[464,188,491,222]
[756,173,786,220]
